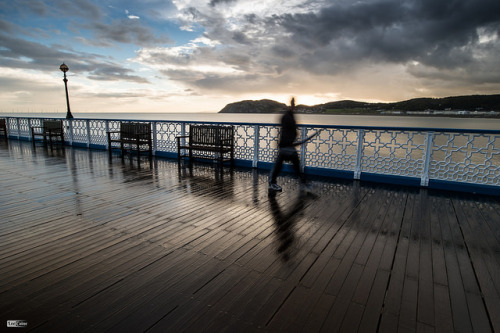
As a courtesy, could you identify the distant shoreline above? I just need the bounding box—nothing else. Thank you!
[218,94,500,118]
[220,106,500,118]
[218,111,500,119]
[1,111,499,119]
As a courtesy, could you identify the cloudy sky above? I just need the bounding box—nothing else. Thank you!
[1,0,499,114]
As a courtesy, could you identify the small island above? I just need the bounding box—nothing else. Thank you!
[219,94,500,117]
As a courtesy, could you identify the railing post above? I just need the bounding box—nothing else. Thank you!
[105,120,110,150]
[253,125,260,168]
[354,129,364,179]
[67,119,74,146]
[27,118,32,141]
[16,118,21,139]
[180,122,186,158]
[300,126,307,172]
[421,131,434,187]
[86,119,91,147]
[152,121,157,155]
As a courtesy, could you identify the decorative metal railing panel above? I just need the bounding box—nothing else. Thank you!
[360,130,427,178]
[304,127,360,171]
[155,121,182,153]
[258,125,280,163]
[70,119,89,145]
[3,117,499,190]
[234,125,256,162]
[19,118,33,138]
[429,132,499,185]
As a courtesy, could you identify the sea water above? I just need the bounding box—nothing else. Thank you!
[1,112,499,130]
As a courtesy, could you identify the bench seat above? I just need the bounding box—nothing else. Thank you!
[177,125,234,166]
[31,120,64,148]
[107,122,152,162]
[0,119,7,140]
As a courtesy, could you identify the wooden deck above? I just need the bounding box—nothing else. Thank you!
[0,140,499,332]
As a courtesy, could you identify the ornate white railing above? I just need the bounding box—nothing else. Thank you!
[3,117,499,194]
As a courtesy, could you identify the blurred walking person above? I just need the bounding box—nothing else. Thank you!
[268,97,307,192]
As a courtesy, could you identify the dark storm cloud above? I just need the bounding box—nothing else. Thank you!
[232,31,251,45]
[271,45,295,59]
[277,0,500,70]
[281,2,403,48]
[136,0,500,98]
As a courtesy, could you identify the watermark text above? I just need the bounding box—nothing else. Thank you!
[7,320,28,328]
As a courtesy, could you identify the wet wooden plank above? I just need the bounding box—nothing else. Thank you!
[358,269,391,331]
[451,196,499,332]
[0,141,498,332]
[322,263,365,329]
[438,197,474,332]
[1,243,171,329]
[433,284,454,332]
[417,192,436,328]
[378,189,415,329]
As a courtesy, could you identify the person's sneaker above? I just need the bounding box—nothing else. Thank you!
[268,183,282,191]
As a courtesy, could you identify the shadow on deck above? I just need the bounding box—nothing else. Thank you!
[0,140,499,332]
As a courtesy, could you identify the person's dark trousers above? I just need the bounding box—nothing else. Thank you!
[270,147,306,184]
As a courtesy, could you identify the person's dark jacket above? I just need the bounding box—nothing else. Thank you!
[279,109,297,148]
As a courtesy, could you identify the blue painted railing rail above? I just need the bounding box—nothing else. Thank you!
[3,116,499,195]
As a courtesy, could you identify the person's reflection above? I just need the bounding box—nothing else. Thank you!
[268,192,306,262]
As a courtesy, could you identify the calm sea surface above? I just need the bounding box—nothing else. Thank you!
[1,112,499,130]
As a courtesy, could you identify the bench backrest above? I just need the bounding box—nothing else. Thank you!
[120,122,151,140]
[43,120,63,133]
[190,125,234,147]
[0,119,6,135]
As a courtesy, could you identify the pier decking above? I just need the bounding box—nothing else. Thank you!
[1,140,499,332]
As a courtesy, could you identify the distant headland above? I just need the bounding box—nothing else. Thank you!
[219,94,500,117]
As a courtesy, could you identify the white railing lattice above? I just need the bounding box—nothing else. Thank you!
[2,116,499,191]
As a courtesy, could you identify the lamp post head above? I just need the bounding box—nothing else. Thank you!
[59,63,69,73]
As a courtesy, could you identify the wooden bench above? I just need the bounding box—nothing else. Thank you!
[177,125,234,166]
[31,120,64,148]
[107,122,152,161]
[0,119,7,140]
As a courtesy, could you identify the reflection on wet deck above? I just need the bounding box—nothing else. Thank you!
[1,140,499,332]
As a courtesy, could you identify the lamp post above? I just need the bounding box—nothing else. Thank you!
[59,63,74,119]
